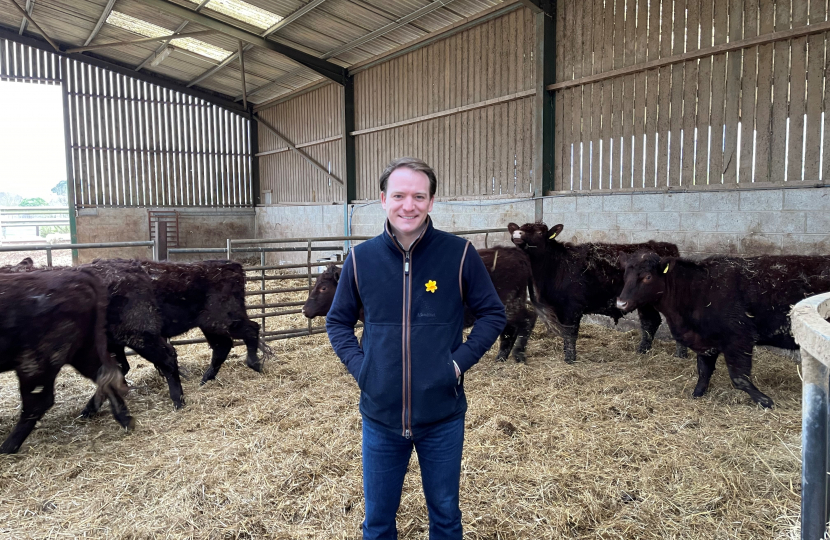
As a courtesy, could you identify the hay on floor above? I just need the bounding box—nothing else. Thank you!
[0,275,803,539]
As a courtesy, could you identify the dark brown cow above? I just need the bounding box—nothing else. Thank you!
[86,260,184,408]
[135,260,270,384]
[0,268,133,453]
[303,263,348,320]
[616,251,830,408]
[466,247,537,362]
[304,247,538,362]
[508,222,686,364]
[3,259,185,409]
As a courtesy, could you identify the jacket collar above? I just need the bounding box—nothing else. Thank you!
[383,215,433,253]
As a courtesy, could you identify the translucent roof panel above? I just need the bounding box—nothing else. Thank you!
[185,0,284,30]
[106,11,233,62]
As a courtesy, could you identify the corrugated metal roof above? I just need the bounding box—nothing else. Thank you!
[2,0,512,103]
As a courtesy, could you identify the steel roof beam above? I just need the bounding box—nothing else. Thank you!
[18,0,33,34]
[142,0,347,85]
[134,0,212,72]
[9,0,58,51]
[0,24,249,115]
[185,0,328,88]
[261,0,327,37]
[67,30,218,54]
[518,0,555,18]
[83,0,116,46]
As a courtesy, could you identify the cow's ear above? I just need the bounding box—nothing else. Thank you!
[617,252,629,269]
[507,222,519,234]
[549,224,564,240]
[333,266,341,283]
[659,257,677,274]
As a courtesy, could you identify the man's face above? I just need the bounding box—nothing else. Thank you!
[380,167,434,238]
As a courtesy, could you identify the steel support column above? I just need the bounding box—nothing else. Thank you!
[342,76,357,252]
[59,57,79,265]
[533,6,556,221]
[250,105,261,206]
[801,349,830,540]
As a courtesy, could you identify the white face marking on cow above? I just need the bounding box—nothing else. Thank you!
[512,230,523,239]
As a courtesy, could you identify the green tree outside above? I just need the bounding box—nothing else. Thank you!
[20,197,48,207]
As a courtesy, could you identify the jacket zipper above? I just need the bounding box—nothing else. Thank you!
[403,250,412,439]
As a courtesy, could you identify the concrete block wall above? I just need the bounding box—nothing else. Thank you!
[256,198,536,268]
[75,207,255,263]
[76,208,152,263]
[544,186,830,257]
[252,185,830,269]
[256,204,347,266]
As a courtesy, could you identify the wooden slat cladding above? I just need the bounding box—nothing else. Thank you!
[64,58,252,208]
[0,37,60,85]
[256,83,344,203]
[553,0,830,190]
[352,8,536,200]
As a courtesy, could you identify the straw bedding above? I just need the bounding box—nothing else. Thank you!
[0,275,803,539]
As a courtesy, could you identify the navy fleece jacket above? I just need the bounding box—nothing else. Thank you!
[326,218,506,436]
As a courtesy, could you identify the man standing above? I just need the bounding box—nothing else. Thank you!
[326,157,506,539]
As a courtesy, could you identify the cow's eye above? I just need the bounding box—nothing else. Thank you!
[320,286,327,292]
[642,274,652,283]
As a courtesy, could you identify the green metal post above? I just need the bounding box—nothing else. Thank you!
[60,57,79,265]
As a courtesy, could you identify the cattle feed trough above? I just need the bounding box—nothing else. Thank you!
[791,293,830,540]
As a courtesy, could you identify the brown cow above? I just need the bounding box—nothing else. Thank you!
[135,260,271,384]
[508,222,687,364]
[467,247,537,362]
[616,251,830,408]
[0,268,133,453]
[3,259,185,409]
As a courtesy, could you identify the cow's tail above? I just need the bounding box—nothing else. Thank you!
[258,336,275,360]
[82,268,132,428]
[526,276,567,338]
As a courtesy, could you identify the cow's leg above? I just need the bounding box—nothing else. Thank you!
[200,331,233,384]
[496,325,517,362]
[636,305,662,354]
[511,309,537,363]
[562,319,580,364]
[109,340,130,375]
[723,350,774,408]
[692,352,719,398]
[674,343,689,358]
[229,319,263,372]
[1,374,56,454]
[132,337,185,409]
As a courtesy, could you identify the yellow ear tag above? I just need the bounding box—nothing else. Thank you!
[549,232,558,239]
[663,264,670,274]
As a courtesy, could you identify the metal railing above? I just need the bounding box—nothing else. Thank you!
[791,292,830,540]
[0,206,70,236]
[0,240,155,267]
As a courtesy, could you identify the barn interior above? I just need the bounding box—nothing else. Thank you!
[0,0,829,538]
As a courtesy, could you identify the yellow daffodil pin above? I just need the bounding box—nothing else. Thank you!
[425,280,437,293]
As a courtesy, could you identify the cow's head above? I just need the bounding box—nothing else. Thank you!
[507,222,563,252]
[302,263,341,319]
[616,250,674,312]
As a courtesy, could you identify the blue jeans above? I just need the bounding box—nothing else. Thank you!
[361,414,465,540]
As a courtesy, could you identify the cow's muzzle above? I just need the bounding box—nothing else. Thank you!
[616,298,630,312]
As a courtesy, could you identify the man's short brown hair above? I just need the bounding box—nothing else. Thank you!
[379,157,437,197]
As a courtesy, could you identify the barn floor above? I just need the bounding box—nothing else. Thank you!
[0,278,804,539]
